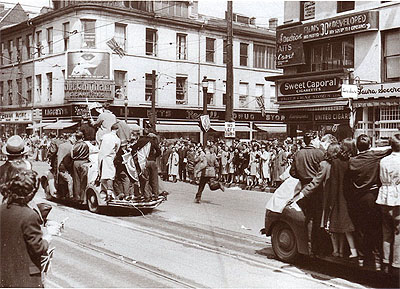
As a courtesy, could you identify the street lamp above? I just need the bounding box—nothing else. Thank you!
[202,76,208,145]
[124,94,128,122]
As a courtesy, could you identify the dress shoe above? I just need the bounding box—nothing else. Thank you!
[194,198,201,203]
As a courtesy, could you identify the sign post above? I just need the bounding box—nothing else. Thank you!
[225,122,235,139]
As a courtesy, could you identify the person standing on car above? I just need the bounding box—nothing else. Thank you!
[376,134,400,274]
[90,103,117,146]
[348,134,391,269]
[71,131,89,203]
[98,123,121,200]
[194,145,224,203]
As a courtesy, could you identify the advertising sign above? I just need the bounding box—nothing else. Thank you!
[0,110,32,122]
[225,122,236,138]
[67,51,111,79]
[358,82,400,98]
[280,76,341,95]
[341,84,358,99]
[303,11,378,41]
[64,79,114,101]
[276,25,305,68]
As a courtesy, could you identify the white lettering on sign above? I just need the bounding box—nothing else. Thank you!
[341,84,358,99]
[225,122,235,138]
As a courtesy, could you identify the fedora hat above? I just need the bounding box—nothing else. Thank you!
[2,135,29,156]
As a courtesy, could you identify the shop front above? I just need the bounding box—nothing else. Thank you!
[0,110,33,136]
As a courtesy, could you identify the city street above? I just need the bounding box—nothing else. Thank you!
[29,161,397,288]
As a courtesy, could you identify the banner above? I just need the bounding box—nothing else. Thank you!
[200,115,211,132]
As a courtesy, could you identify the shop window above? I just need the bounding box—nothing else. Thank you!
[63,22,70,51]
[146,28,157,56]
[176,76,187,105]
[81,19,96,48]
[176,33,187,60]
[26,34,33,59]
[240,43,248,66]
[305,37,353,72]
[114,70,126,99]
[115,23,126,51]
[206,80,215,106]
[300,1,315,20]
[26,76,32,104]
[46,72,52,102]
[36,31,42,57]
[337,1,354,13]
[383,29,400,81]
[239,82,249,108]
[206,38,215,63]
[145,73,154,102]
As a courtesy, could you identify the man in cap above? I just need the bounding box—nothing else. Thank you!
[90,102,117,145]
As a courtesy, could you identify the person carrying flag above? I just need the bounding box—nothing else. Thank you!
[131,128,161,202]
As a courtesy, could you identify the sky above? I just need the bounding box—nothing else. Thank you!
[1,0,285,27]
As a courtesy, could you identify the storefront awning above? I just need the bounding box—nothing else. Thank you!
[156,124,201,133]
[26,123,49,129]
[255,124,287,133]
[353,98,400,108]
[43,120,78,130]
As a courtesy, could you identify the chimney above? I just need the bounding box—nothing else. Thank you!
[269,18,278,30]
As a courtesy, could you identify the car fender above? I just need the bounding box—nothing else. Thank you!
[85,184,107,206]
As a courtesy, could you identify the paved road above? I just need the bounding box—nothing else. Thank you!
[10,161,398,288]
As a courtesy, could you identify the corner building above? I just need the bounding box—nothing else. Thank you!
[267,1,400,144]
[0,1,284,142]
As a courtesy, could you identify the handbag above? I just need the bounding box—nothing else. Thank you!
[204,166,216,177]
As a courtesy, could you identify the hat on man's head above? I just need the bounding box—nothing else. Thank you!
[88,102,103,111]
[2,135,29,156]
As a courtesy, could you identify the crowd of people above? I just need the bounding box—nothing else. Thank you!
[286,132,400,275]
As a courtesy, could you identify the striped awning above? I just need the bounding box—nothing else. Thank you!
[43,120,78,130]
[353,98,400,108]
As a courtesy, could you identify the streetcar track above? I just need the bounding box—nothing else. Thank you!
[48,201,366,289]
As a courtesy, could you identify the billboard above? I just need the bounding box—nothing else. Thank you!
[67,51,110,79]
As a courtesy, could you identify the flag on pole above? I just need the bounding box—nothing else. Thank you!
[106,37,126,58]
[137,142,151,171]
[256,95,266,117]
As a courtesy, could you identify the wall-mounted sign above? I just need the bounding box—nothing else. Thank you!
[302,2,315,20]
[0,110,32,122]
[341,84,358,99]
[280,76,341,95]
[314,112,350,122]
[64,80,114,101]
[66,51,111,80]
[276,25,305,68]
[358,82,400,98]
[303,11,378,41]
[278,92,341,102]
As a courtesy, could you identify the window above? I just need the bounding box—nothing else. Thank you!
[206,38,215,62]
[63,22,70,51]
[146,28,157,56]
[115,23,126,50]
[26,77,32,103]
[270,84,276,104]
[176,33,187,60]
[306,37,354,72]
[255,84,265,110]
[176,77,187,105]
[223,40,227,64]
[114,70,127,99]
[240,43,248,66]
[36,31,42,57]
[7,80,12,105]
[47,27,53,54]
[16,37,22,61]
[145,73,153,102]
[267,46,276,69]
[206,80,215,105]
[81,19,96,48]
[254,44,266,68]
[300,1,315,20]
[16,78,22,104]
[337,1,354,13]
[223,81,227,106]
[130,1,154,12]
[26,34,33,59]
[0,43,3,65]
[383,29,400,81]
[35,74,42,103]
[160,1,188,17]
[46,72,52,102]
[8,40,13,63]
[0,81,3,105]
[239,82,249,108]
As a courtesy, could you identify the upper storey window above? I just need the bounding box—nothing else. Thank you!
[300,1,315,21]
[383,29,400,81]
[337,1,354,13]
[81,19,96,48]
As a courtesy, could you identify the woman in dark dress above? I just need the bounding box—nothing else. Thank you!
[325,138,358,258]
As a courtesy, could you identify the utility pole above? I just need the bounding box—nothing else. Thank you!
[225,1,235,144]
[151,69,156,132]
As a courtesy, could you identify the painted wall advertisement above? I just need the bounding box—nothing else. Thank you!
[276,25,305,68]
